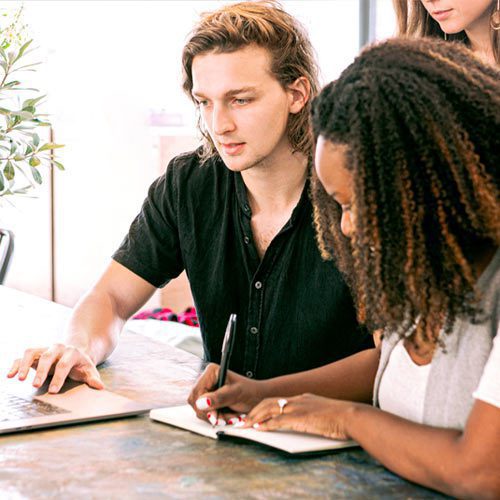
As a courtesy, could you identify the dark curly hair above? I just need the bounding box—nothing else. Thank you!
[311,37,500,347]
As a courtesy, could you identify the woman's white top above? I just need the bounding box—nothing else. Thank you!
[375,248,500,427]
[378,339,431,423]
[379,331,500,423]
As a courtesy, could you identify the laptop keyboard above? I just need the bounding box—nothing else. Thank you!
[0,391,69,422]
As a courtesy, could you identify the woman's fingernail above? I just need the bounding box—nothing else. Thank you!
[33,377,41,386]
[227,417,239,425]
[207,412,217,426]
[233,420,245,428]
[239,414,247,419]
[253,423,260,429]
[49,385,58,393]
[196,397,211,410]
[217,419,226,427]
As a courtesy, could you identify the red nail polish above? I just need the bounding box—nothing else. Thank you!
[207,398,212,407]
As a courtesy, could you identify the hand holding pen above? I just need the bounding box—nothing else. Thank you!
[189,313,269,424]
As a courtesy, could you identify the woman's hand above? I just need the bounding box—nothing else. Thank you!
[244,393,358,441]
[187,363,266,423]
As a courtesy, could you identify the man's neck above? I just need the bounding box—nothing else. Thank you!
[466,13,495,66]
[241,145,309,215]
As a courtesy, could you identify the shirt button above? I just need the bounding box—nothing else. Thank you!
[255,281,262,289]
[250,326,258,334]
[244,204,250,212]
[246,371,254,378]
[244,236,250,244]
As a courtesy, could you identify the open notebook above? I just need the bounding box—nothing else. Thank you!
[150,405,357,455]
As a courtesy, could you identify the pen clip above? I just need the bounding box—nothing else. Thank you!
[217,313,237,390]
[221,313,236,352]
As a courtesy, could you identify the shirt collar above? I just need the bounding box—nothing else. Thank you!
[233,162,312,226]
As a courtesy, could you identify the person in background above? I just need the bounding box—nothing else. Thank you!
[393,0,499,65]
[8,1,371,396]
[190,38,500,497]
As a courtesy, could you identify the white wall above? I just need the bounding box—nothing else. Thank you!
[2,1,373,307]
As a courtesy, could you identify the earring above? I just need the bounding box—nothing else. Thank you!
[491,0,500,30]
[444,32,448,40]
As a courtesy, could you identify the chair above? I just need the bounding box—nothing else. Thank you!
[0,229,14,284]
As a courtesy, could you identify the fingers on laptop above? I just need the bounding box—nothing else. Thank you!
[32,345,68,388]
[7,345,104,394]
[42,346,103,393]
[49,357,103,394]
[7,347,46,380]
[6,358,20,378]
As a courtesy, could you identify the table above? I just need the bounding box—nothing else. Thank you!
[0,286,447,499]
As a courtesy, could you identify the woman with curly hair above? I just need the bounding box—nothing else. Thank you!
[189,37,499,497]
[394,0,499,65]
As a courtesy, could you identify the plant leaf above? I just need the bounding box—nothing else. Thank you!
[11,61,42,72]
[22,95,45,109]
[13,40,33,64]
[38,142,64,152]
[4,160,14,180]
[2,80,21,88]
[29,156,41,167]
[31,165,42,184]
[32,120,50,126]
[53,160,65,171]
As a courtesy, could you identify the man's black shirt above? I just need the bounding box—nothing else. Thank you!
[113,150,372,379]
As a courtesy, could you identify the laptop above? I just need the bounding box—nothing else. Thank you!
[0,370,152,434]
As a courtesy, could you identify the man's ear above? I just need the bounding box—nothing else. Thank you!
[287,76,311,114]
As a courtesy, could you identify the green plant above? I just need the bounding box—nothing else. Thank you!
[0,6,64,198]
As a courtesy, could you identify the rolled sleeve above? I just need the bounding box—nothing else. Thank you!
[113,159,184,288]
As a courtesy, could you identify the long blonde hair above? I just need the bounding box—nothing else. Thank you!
[393,0,499,64]
[182,1,319,163]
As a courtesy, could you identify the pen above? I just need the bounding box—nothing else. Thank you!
[213,313,237,426]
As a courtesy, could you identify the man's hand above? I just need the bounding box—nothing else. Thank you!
[7,344,104,394]
[187,363,265,424]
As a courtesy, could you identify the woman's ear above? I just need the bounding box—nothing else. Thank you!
[287,76,310,114]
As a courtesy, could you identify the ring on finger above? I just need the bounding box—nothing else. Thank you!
[277,398,288,415]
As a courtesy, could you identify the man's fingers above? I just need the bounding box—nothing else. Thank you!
[48,348,100,393]
[47,349,80,393]
[16,348,46,381]
[84,366,105,390]
[33,346,65,388]
[7,359,20,378]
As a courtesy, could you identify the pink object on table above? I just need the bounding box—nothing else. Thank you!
[132,307,199,327]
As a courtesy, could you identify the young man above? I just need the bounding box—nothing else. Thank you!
[8,1,372,393]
